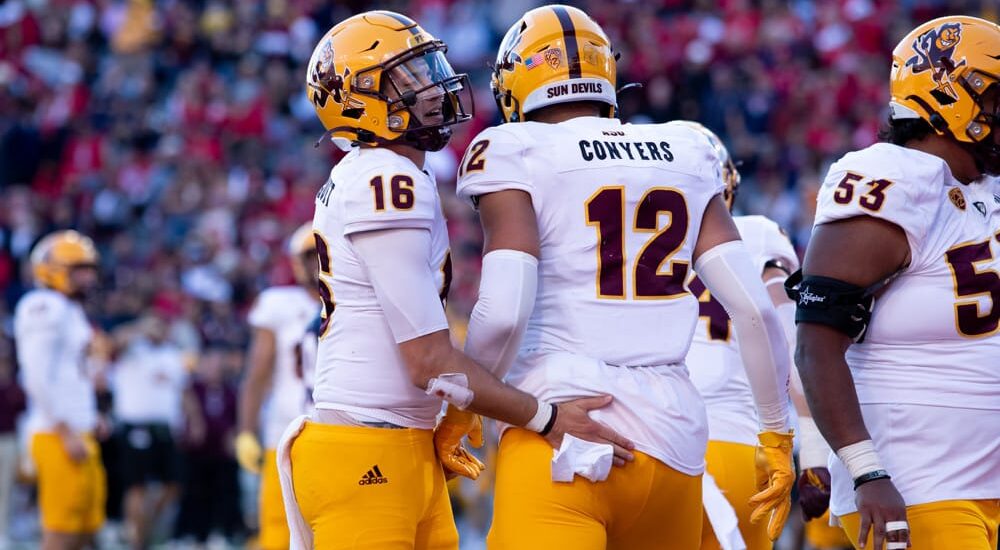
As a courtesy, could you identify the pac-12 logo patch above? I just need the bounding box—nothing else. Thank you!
[544,48,563,70]
[949,187,966,210]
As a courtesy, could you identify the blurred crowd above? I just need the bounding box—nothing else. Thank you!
[0,0,996,547]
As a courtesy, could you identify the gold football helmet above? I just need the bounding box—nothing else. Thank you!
[890,16,1000,173]
[492,5,617,122]
[287,222,318,289]
[30,230,99,296]
[306,11,473,152]
[666,120,741,210]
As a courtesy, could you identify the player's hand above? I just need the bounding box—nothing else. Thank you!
[749,430,794,541]
[798,466,832,521]
[235,431,263,474]
[95,415,113,441]
[855,478,909,550]
[59,431,89,463]
[543,395,635,467]
[434,405,486,480]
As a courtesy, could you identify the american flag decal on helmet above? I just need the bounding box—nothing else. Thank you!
[524,52,544,70]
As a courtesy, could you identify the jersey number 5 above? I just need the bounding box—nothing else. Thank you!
[945,236,1000,337]
[585,186,689,299]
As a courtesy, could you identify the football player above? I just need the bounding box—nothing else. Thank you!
[455,6,794,548]
[15,231,106,550]
[283,11,633,549]
[676,121,834,549]
[788,15,1000,550]
[236,223,319,550]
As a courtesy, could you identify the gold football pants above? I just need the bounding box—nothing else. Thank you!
[30,432,105,534]
[289,421,458,550]
[839,499,1000,550]
[259,449,289,549]
[699,440,772,550]
[805,511,851,549]
[488,428,703,550]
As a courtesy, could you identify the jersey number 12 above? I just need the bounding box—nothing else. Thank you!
[585,186,689,300]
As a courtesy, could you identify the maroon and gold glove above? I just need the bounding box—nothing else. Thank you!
[798,466,832,521]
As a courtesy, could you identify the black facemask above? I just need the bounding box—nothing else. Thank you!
[405,126,453,152]
[971,136,1000,177]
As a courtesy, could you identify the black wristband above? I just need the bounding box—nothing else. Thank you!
[853,469,890,490]
[538,403,558,436]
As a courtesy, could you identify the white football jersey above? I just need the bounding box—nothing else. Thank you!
[247,285,318,447]
[14,289,97,434]
[811,143,1000,512]
[686,215,799,446]
[457,116,725,474]
[112,339,187,429]
[311,147,451,429]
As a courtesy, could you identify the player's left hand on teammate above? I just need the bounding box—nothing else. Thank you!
[798,466,832,521]
[749,430,795,541]
[544,395,635,467]
[434,405,486,480]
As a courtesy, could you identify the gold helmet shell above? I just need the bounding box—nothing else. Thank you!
[306,11,473,151]
[30,230,99,295]
[287,222,317,288]
[665,120,741,210]
[492,5,617,123]
[890,16,1000,146]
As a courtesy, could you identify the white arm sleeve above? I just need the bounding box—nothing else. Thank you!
[349,228,450,343]
[695,240,791,431]
[797,416,833,470]
[774,299,798,388]
[464,249,538,378]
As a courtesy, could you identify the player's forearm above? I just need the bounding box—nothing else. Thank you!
[402,332,536,427]
[238,330,276,434]
[443,348,537,427]
[695,240,791,430]
[237,368,270,434]
[795,324,871,450]
[734,305,792,431]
